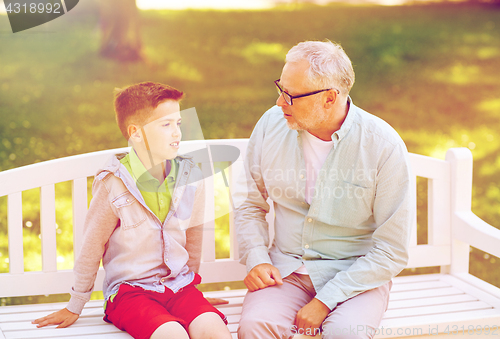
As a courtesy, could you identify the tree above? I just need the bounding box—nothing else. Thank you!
[99,0,143,62]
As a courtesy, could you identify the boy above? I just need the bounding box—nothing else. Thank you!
[33,82,232,339]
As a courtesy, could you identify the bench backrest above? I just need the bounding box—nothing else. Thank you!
[0,139,473,298]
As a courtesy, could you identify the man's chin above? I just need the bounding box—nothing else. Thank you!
[286,120,301,131]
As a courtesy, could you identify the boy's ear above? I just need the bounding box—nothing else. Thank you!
[128,124,142,143]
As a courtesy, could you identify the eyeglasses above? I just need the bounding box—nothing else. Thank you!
[274,79,339,106]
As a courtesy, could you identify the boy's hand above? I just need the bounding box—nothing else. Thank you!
[32,308,79,328]
[206,297,229,305]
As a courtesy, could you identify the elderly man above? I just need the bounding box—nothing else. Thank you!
[234,40,413,339]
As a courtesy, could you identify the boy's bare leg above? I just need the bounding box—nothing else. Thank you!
[150,321,189,339]
[188,312,232,339]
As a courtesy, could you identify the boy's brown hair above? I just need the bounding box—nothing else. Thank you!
[114,82,185,139]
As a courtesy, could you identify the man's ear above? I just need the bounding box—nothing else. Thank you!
[324,89,337,109]
[128,124,142,143]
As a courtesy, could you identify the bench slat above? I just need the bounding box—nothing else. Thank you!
[1,317,108,331]
[202,174,216,263]
[0,148,130,197]
[229,161,242,261]
[390,279,451,292]
[72,178,88,260]
[0,306,105,323]
[390,286,465,301]
[7,192,23,274]
[62,334,131,339]
[409,173,417,248]
[6,324,125,339]
[440,274,500,308]
[406,244,451,268]
[40,184,57,272]
[198,259,246,283]
[384,300,492,318]
[409,154,449,180]
[0,269,105,298]
[378,308,500,338]
[389,294,477,309]
[392,274,441,283]
[428,177,451,248]
[0,300,104,315]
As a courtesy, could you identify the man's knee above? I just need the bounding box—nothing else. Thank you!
[238,314,291,339]
[238,313,269,333]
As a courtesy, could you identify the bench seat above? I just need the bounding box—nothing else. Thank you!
[2,273,500,339]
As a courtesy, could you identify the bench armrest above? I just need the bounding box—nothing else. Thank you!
[453,210,500,258]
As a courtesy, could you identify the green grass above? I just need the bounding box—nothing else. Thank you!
[1,1,500,302]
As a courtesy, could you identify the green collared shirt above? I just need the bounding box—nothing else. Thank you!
[120,149,178,223]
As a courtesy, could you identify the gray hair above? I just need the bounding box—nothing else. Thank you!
[285,40,355,95]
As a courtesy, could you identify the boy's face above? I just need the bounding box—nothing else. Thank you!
[134,100,182,164]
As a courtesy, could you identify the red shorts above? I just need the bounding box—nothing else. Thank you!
[103,274,227,339]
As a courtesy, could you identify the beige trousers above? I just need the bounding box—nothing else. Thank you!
[238,273,391,339]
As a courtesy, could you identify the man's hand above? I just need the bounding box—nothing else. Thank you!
[294,298,331,336]
[32,308,79,328]
[244,263,283,291]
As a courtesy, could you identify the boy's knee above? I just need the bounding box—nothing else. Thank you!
[189,312,231,339]
[151,322,189,339]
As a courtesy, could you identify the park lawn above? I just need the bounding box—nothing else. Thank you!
[0,2,499,305]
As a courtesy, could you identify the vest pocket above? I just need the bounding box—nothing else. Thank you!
[112,192,147,229]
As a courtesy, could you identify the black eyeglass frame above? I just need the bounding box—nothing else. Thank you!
[274,79,340,106]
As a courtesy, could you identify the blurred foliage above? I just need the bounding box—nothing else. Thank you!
[1,2,500,304]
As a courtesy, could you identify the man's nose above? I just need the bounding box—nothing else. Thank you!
[276,93,287,107]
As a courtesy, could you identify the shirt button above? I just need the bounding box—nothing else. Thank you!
[126,199,130,202]
[308,218,312,222]
[305,244,310,249]
[160,278,165,283]
[165,258,169,262]
[300,174,304,179]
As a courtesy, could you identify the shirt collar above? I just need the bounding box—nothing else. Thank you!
[129,148,176,184]
[331,95,356,142]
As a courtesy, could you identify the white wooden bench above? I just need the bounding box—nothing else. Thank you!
[1,139,500,339]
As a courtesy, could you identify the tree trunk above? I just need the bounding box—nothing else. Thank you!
[99,0,142,62]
